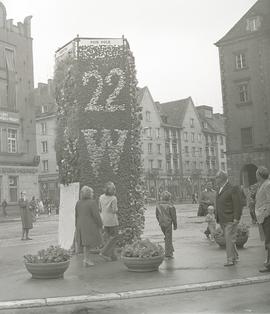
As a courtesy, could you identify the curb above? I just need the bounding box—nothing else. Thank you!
[0,275,270,310]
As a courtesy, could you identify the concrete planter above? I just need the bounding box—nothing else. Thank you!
[25,260,70,279]
[122,255,164,272]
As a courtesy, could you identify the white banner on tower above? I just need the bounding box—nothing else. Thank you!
[58,182,80,249]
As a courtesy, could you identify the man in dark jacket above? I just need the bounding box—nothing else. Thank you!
[215,171,242,266]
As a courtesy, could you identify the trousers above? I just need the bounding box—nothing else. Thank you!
[220,222,238,262]
[161,224,174,257]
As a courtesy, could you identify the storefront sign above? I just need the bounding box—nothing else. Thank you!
[79,38,123,46]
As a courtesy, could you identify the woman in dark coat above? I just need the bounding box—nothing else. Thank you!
[19,191,33,240]
[75,186,103,267]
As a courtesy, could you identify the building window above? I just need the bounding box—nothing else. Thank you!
[146,111,151,122]
[190,118,194,128]
[42,141,48,153]
[184,132,188,141]
[42,160,49,172]
[41,122,47,135]
[192,161,196,169]
[192,147,196,157]
[235,53,247,70]
[211,160,216,170]
[220,135,224,145]
[156,128,160,138]
[203,122,207,129]
[165,143,170,154]
[211,146,215,156]
[9,176,18,202]
[172,144,177,154]
[239,83,249,103]
[199,148,202,157]
[185,161,190,171]
[165,129,170,139]
[41,105,48,113]
[148,143,153,154]
[172,129,176,139]
[221,162,226,171]
[166,160,172,171]
[206,146,209,156]
[173,159,178,170]
[157,144,161,154]
[191,133,195,143]
[246,16,261,32]
[184,146,189,154]
[206,160,210,170]
[198,133,202,142]
[241,127,253,147]
[200,162,203,169]
[7,129,17,153]
[158,160,162,169]
[148,159,153,169]
[220,149,225,158]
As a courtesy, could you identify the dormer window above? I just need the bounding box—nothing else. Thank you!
[246,16,261,32]
[41,105,48,113]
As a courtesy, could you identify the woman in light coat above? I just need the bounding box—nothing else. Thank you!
[75,186,103,267]
[19,191,33,240]
[255,166,270,273]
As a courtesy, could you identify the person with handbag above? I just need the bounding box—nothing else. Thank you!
[156,191,177,259]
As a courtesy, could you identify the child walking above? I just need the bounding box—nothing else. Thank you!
[156,191,177,259]
[205,205,216,241]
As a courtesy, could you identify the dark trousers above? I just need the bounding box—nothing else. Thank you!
[100,226,119,259]
[161,224,174,257]
[221,222,238,263]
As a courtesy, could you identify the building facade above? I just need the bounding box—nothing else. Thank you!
[216,0,270,187]
[35,80,59,205]
[196,106,227,179]
[0,3,39,204]
[139,87,227,201]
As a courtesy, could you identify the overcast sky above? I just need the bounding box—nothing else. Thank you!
[3,0,257,113]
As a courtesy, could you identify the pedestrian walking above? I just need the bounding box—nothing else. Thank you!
[18,191,33,240]
[156,191,177,259]
[1,199,7,217]
[205,205,216,241]
[75,186,103,267]
[29,196,37,222]
[255,166,270,273]
[99,182,119,261]
[215,171,242,266]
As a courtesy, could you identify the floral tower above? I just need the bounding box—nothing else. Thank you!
[54,37,144,244]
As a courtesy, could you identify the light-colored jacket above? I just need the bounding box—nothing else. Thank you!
[99,194,119,227]
[255,179,270,224]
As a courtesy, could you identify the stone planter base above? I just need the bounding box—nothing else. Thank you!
[24,260,70,279]
[122,255,164,272]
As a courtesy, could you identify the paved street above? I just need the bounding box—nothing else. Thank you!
[3,282,270,314]
[0,204,268,312]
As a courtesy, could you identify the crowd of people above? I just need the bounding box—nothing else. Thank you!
[192,167,270,272]
[14,166,270,273]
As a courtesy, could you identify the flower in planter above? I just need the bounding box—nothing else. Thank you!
[24,245,71,263]
[122,239,164,258]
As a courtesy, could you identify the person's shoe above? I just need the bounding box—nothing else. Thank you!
[21,238,25,241]
[26,237,32,240]
[165,255,174,260]
[99,253,112,262]
[259,267,270,273]
[224,261,235,267]
[233,257,240,263]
